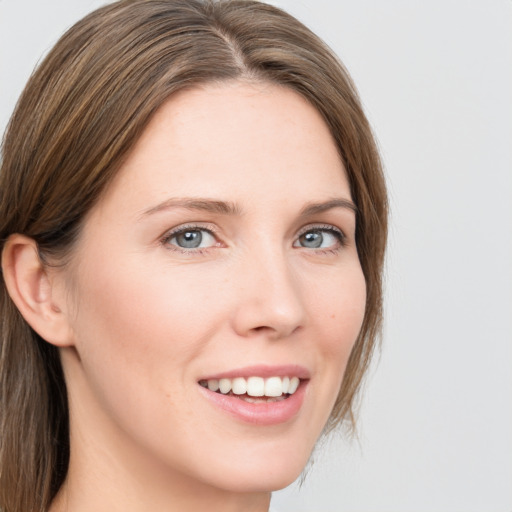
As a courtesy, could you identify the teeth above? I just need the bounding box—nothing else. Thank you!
[201,376,301,398]
[207,379,219,392]
[219,378,231,394]
[247,377,264,397]
[264,376,282,397]
[288,377,300,394]
[232,377,247,395]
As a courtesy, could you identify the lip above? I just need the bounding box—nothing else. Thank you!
[197,365,310,426]
[199,364,311,381]
[198,380,307,425]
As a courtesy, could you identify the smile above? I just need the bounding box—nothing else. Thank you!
[199,376,301,403]
[197,365,309,425]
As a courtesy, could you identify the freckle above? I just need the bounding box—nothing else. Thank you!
[330,314,336,319]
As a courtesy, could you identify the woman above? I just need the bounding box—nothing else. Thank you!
[0,1,387,511]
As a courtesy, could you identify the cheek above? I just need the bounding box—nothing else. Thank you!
[65,256,223,448]
[310,263,367,357]
[68,254,233,398]
[302,262,367,404]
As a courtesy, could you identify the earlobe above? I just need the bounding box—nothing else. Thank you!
[1,234,74,347]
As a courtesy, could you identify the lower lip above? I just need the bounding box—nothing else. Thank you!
[198,381,307,426]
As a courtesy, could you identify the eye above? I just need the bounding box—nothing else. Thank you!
[165,227,218,250]
[293,226,344,250]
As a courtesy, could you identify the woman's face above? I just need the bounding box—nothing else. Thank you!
[59,81,366,496]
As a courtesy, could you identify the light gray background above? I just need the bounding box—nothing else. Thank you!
[1,1,511,511]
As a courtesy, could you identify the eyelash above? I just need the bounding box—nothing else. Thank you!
[160,223,220,255]
[160,223,347,255]
[295,224,347,254]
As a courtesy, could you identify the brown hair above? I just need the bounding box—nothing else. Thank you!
[0,0,387,510]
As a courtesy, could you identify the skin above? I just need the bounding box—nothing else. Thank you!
[42,81,367,511]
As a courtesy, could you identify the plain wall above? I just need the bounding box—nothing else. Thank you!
[1,1,511,511]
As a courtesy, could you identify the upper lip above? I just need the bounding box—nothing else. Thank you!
[199,364,310,381]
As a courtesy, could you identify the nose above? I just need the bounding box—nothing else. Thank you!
[230,247,307,340]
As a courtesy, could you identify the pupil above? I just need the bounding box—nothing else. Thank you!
[302,231,322,248]
[177,230,202,248]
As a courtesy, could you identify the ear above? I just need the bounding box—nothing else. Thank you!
[1,234,74,347]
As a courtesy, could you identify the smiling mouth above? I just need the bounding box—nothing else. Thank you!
[199,376,301,403]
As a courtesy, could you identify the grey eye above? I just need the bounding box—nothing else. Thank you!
[294,229,341,249]
[169,229,216,249]
[299,231,323,248]
[176,230,202,248]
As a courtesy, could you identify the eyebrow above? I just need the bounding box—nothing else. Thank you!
[139,196,357,219]
[139,197,242,219]
[300,198,358,217]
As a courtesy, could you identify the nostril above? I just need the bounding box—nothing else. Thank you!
[248,324,302,339]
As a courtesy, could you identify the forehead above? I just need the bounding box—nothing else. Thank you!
[96,81,350,216]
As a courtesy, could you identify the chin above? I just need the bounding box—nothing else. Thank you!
[194,438,315,494]
[211,465,304,494]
